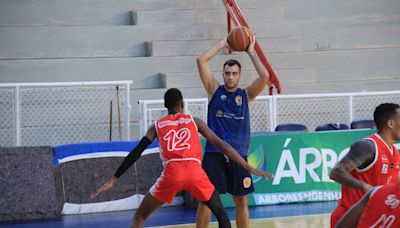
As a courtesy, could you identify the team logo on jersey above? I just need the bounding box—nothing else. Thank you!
[221,95,227,101]
[243,177,252,188]
[216,110,223,117]
[385,194,400,209]
[382,155,389,162]
[235,95,242,106]
[382,164,388,174]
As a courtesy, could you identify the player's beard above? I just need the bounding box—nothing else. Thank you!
[224,79,239,91]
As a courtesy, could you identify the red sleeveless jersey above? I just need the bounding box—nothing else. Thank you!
[339,133,400,209]
[357,184,400,228]
[151,113,214,203]
[155,113,202,165]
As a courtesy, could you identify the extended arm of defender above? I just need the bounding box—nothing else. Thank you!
[91,125,157,199]
[194,117,273,178]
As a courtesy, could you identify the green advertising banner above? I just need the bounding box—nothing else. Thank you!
[218,129,375,207]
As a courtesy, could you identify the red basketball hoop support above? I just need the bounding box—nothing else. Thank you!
[222,0,281,94]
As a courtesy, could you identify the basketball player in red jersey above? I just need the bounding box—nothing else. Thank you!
[329,103,400,228]
[336,181,400,228]
[91,88,273,228]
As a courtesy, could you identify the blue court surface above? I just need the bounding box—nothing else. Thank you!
[1,201,337,227]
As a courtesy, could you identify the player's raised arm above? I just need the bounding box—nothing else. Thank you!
[194,117,273,179]
[197,37,227,99]
[245,35,269,102]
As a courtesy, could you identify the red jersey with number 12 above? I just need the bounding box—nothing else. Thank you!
[155,113,202,165]
[151,113,214,204]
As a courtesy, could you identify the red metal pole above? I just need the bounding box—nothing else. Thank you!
[221,0,281,94]
[227,9,232,54]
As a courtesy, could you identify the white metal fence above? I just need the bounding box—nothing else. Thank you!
[138,90,400,136]
[0,81,132,147]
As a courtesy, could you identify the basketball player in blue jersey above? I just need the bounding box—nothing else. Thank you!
[196,34,273,228]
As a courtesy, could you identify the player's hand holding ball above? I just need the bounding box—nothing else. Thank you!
[227,26,253,52]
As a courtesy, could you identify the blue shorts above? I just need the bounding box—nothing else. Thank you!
[202,152,254,196]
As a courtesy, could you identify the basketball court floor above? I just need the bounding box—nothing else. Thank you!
[1,201,336,227]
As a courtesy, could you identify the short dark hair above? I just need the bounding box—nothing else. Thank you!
[223,59,241,72]
[164,88,183,110]
[374,103,400,130]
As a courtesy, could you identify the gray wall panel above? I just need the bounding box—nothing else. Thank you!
[0,146,62,221]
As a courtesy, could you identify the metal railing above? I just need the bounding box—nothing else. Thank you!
[0,81,132,147]
[138,90,400,136]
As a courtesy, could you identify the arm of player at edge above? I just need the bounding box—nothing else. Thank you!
[329,140,375,192]
[194,117,274,179]
[90,125,157,199]
[245,35,269,102]
[335,187,375,228]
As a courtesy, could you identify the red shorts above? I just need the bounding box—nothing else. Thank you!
[330,204,348,228]
[149,160,215,204]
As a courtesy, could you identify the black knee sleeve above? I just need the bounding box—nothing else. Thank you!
[203,190,231,228]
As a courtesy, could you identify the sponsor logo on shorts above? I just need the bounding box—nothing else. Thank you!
[243,177,252,188]
[385,194,400,209]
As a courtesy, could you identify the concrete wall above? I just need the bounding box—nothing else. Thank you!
[59,153,162,204]
[0,146,63,221]
[0,142,165,221]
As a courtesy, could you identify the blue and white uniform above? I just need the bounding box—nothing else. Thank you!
[203,85,254,195]
[205,86,250,156]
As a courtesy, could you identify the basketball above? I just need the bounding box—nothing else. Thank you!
[227,26,253,52]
